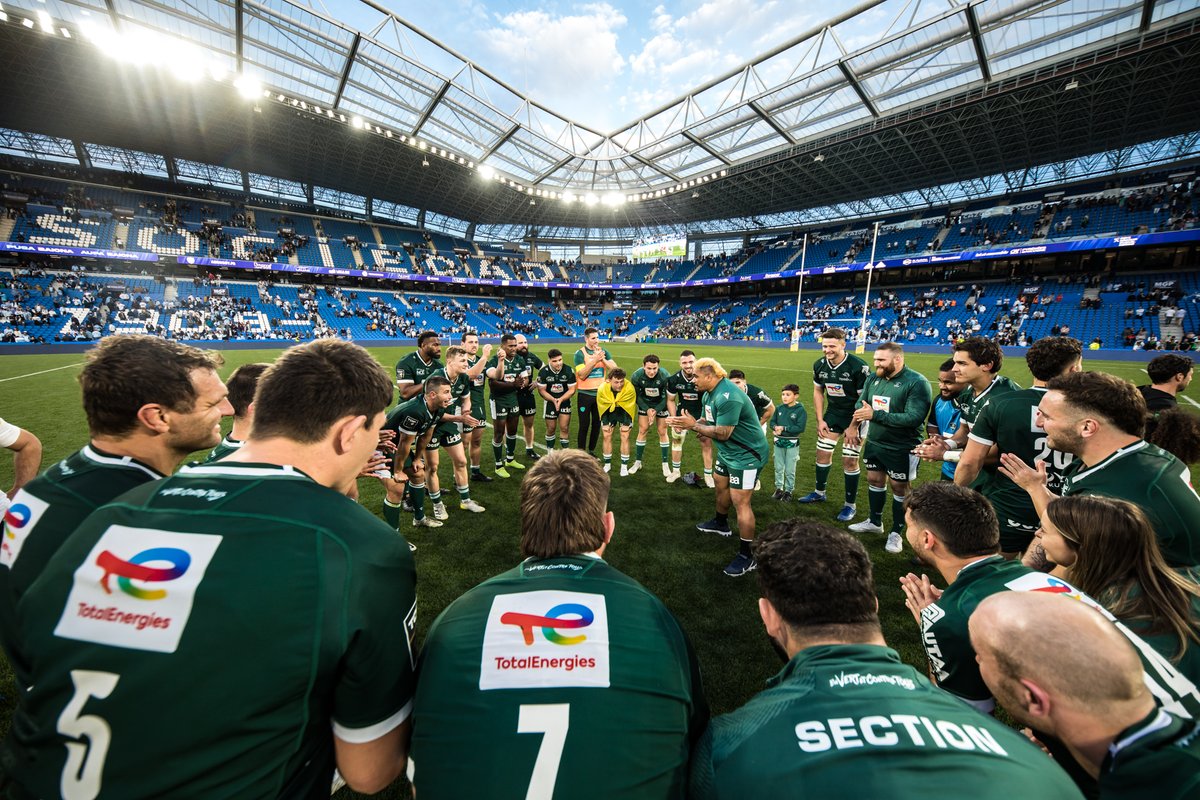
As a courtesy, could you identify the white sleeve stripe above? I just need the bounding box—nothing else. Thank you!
[332,699,413,744]
[967,433,995,446]
[0,419,20,448]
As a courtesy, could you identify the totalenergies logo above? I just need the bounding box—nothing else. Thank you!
[3,503,33,533]
[1031,575,1082,600]
[96,547,191,600]
[500,603,594,646]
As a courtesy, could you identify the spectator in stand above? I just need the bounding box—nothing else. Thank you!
[970,592,1200,800]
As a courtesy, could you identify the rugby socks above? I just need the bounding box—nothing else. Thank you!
[844,469,861,504]
[506,434,517,458]
[428,490,441,505]
[492,441,505,468]
[382,499,402,529]
[868,485,887,526]
[560,437,570,450]
[891,495,906,534]
[545,435,557,450]
[635,439,646,461]
[603,453,612,467]
[814,463,831,492]
[739,538,753,557]
[457,484,471,502]
[410,483,427,521]
[621,453,630,467]
[703,468,713,479]
[715,512,729,527]
[660,442,670,462]
[672,458,682,472]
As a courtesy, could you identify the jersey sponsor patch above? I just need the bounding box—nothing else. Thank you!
[872,396,891,412]
[480,590,610,690]
[825,384,846,398]
[644,387,661,397]
[54,525,222,653]
[1,490,50,569]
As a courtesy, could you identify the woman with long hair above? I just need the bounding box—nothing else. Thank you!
[1036,494,1200,678]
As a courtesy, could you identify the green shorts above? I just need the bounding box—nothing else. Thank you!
[426,421,463,450]
[822,408,856,433]
[543,400,572,420]
[490,394,520,419]
[638,402,668,417]
[714,455,766,491]
[518,391,539,417]
[862,443,920,483]
[601,408,633,428]
[468,395,486,423]
[990,495,1040,553]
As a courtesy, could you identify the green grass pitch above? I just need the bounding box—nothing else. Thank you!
[0,342,1184,796]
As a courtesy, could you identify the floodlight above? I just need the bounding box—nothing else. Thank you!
[562,192,576,203]
[1064,80,1079,91]
[22,17,33,28]
[350,116,364,129]
[36,9,53,33]
[583,193,599,206]
[422,158,430,167]
[813,153,825,162]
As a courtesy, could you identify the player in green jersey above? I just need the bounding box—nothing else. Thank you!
[536,348,577,452]
[798,328,870,523]
[998,371,1200,568]
[423,345,490,518]
[515,334,545,462]
[972,592,1200,800]
[573,327,617,455]
[3,339,415,799]
[205,362,268,463]
[629,354,672,477]
[461,332,496,483]
[690,519,1083,800]
[899,482,1200,722]
[666,350,714,485]
[668,358,771,577]
[411,450,707,800]
[486,334,529,478]
[769,384,808,500]
[0,336,230,687]
[848,342,931,555]
[729,370,775,490]
[395,330,444,401]
[381,376,455,529]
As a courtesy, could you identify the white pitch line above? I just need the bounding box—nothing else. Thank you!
[1182,395,1200,410]
[0,362,84,383]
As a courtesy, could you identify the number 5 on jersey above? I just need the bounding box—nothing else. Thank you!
[58,669,120,800]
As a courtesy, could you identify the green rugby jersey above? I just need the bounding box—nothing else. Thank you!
[203,434,242,463]
[0,446,165,686]
[536,364,577,399]
[690,644,1082,800]
[667,370,703,417]
[921,558,1200,719]
[812,353,870,414]
[411,554,707,800]
[427,367,472,417]
[1061,440,1200,568]
[395,350,443,392]
[957,375,1020,431]
[968,387,1074,514]
[487,352,526,399]
[467,353,487,409]
[702,378,770,469]
[630,367,670,411]
[743,383,772,419]
[517,351,544,398]
[384,394,444,444]
[770,403,808,448]
[1100,708,1200,800]
[3,462,417,800]
[860,366,932,451]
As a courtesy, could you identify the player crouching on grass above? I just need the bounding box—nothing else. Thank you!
[598,369,637,475]
[630,354,672,477]
[668,358,770,577]
[381,376,455,530]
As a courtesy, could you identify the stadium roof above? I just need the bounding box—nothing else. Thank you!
[0,0,1199,238]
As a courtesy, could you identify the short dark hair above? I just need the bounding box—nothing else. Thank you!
[417,331,438,346]
[501,333,516,344]
[1147,354,1194,384]
[547,348,563,359]
[1025,337,1082,381]
[954,336,1003,374]
[821,328,847,341]
[877,341,903,354]
[1047,372,1146,437]
[608,368,626,381]
[754,520,879,640]
[728,369,746,380]
[225,363,270,419]
[80,335,224,437]
[424,375,450,394]
[584,327,599,337]
[521,450,608,558]
[679,349,695,358]
[782,383,800,393]
[459,331,479,343]
[251,340,393,444]
[905,481,999,558]
[1148,408,1200,464]
[938,358,956,373]
[642,354,660,365]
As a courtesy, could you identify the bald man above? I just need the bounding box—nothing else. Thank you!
[970,592,1200,800]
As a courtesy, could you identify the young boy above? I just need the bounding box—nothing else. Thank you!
[598,369,637,475]
[770,383,808,500]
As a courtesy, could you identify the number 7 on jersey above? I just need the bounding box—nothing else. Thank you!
[517,704,569,800]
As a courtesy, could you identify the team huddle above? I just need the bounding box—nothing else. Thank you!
[0,330,1196,799]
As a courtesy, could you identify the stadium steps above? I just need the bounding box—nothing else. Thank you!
[370,226,385,247]
[0,216,15,242]
[114,221,130,249]
[1160,309,1184,341]
[352,248,365,267]
[288,252,299,265]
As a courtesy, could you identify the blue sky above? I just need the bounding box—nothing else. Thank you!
[323,0,874,132]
